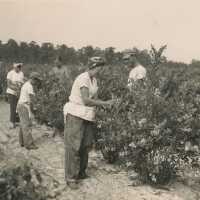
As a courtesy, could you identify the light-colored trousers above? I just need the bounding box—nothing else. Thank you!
[17,104,34,148]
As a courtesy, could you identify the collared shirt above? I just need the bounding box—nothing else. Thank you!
[6,70,24,96]
[17,81,35,118]
[18,81,34,105]
[63,72,98,121]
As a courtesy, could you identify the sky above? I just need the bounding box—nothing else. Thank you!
[0,0,200,63]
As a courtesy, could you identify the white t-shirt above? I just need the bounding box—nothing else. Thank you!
[6,70,24,95]
[128,64,146,87]
[63,72,98,121]
[18,81,34,105]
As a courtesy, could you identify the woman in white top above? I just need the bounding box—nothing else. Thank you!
[63,57,114,188]
[6,63,24,128]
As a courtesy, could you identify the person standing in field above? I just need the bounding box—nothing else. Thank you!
[17,72,42,150]
[51,56,71,84]
[123,51,147,89]
[63,57,115,189]
[6,63,24,129]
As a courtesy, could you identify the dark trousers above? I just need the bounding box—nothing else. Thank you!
[8,94,18,124]
[64,114,95,181]
[79,145,89,175]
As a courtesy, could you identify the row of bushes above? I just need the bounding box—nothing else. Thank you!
[32,53,200,186]
[1,46,200,186]
[95,62,200,185]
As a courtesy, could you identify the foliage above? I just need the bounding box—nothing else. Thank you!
[28,44,200,186]
[33,71,72,131]
[150,44,167,69]
[0,62,7,95]
[96,46,200,185]
[0,161,47,200]
[2,40,200,186]
[0,39,122,65]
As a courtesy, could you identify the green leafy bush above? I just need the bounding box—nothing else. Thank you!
[2,45,199,186]
[96,47,200,185]
[0,62,8,97]
[0,161,47,200]
[33,71,72,132]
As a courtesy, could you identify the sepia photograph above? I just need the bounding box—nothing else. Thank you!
[0,0,200,199]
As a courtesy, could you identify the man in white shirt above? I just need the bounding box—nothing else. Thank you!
[17,72,42,150]
[6,63,24,128]
[123,52,147,89]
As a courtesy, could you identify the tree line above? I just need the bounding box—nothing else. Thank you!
[0,39,156,66]
[0,39,200,69]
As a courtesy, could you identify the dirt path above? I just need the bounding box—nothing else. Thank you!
[0,100,199,200]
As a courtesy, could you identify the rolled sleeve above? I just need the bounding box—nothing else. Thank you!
[7,71,12,80]
[78,74,90,89]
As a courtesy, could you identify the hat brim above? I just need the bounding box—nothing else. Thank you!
[89,62,105,70]
[32,76,42,81]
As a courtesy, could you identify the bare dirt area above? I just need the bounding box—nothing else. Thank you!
[0,100,200,200]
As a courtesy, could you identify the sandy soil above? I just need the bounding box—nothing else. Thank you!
[0,100,199,200]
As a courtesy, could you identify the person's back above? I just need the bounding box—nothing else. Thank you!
[18,81,34,105]
[128,64,146,81]
[128,64,147,89]
[123,51,147,89]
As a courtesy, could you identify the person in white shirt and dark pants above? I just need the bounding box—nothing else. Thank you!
[6,63,24,128]
[63,57,115,189]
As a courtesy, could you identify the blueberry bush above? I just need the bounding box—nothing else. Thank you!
[0,161,47,200]
[2,45,200,186]
[96,46,200,185]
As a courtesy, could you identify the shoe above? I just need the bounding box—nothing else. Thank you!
[26,144,38,150]
[9,122,16,129]
[77,172,90,180]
